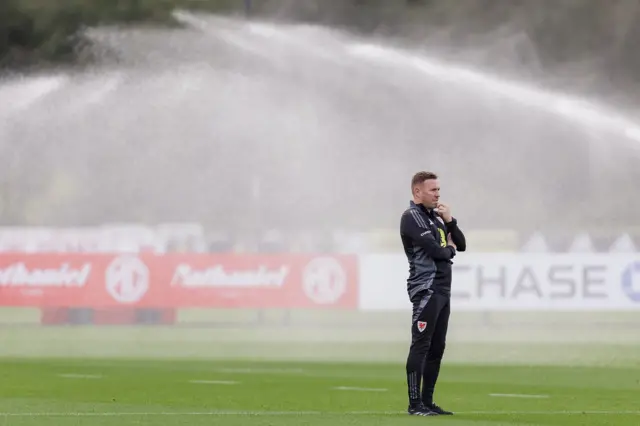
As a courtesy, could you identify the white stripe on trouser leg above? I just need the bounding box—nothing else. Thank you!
[411,373,415,400]
[409,372,419,400]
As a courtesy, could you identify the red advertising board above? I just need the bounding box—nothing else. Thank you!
[0,253,358,309]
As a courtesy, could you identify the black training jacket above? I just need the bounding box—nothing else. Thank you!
[400,200,466,299]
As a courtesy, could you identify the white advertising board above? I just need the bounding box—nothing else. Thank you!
[358,254,640,311]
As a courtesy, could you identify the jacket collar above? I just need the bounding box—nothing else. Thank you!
[409,200,435,218]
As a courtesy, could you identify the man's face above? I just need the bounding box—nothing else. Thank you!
[415,179,440,209]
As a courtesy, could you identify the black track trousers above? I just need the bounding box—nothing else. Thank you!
[406,290,450,406]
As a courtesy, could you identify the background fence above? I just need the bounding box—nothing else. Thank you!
[1,226,638,366]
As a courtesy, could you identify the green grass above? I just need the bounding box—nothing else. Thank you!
[0,325,639,367]
[0,358,638,425]
[1,307,639,366]
[0,308,638,425]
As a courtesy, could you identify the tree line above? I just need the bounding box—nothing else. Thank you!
[3,0,640,101]
[0,0,238,70]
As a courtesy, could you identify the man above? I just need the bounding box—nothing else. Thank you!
[400,171,466,416]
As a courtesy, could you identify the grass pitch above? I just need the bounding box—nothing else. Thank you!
[0,358,638,426]
[1,308,638,425]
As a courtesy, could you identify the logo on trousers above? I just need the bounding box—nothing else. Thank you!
[417,321,427,332]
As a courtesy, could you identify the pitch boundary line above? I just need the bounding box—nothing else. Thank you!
[189,380,239,385]
[0,410,639,417]
[333,386,388,392]
[57,374,102,379]
[489,393,550,399]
